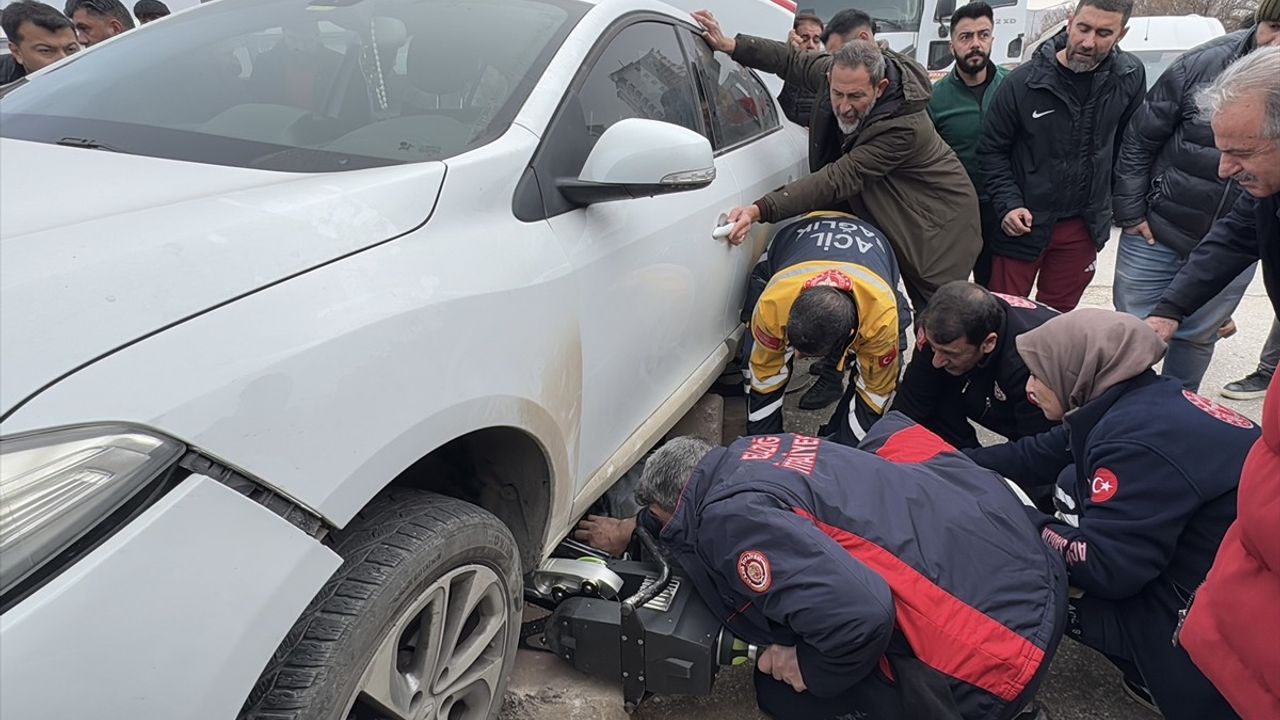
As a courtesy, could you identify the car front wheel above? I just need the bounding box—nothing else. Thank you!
[241,489,522,720]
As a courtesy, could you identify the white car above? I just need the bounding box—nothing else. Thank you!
[0,0,804,718]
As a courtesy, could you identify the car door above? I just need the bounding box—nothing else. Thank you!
[679,27,808,322]
[535,18,745,484]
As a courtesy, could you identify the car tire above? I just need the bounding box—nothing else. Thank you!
[240,489,522,720]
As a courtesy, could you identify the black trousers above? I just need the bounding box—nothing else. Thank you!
[974,200,1000,288]
[754,669,904,720]
[1068,578,1239,720]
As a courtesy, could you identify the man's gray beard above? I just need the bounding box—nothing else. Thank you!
[837,117,861,135]
[1066,48,1105,73]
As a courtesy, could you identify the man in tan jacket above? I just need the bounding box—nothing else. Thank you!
[694,10,981,310]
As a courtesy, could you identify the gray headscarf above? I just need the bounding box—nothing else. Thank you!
[1016,309,1168,412]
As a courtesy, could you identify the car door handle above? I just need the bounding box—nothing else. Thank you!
[712,213,733,240]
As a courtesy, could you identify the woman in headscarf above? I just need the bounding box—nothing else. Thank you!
[965,309,1259,720]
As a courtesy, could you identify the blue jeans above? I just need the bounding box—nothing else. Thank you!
[1259,318,1280,374]
[1113,233,1256,392]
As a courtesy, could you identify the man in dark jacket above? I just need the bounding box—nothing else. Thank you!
[1148,47,1280,340]
[892,281,1057,450]
[632,419,1065,720]
[978,0,1145,312]
[777,13,823,127]
[1,1,78,84]
[928,1,1010,286]
[1111,8,1279,392]
[693,10,981,311]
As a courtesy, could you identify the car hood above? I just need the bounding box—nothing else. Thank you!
[0,139,446,418]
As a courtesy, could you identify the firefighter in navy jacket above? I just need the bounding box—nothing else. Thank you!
[629,417,1066,720]
[743,211,910,446]
[966,309,1258,720]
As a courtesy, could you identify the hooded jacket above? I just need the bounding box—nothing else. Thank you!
[731,36,981,300]
[1112,30,1256,257]
[661,415,1066,719]
[1181,374,1280,720]
[978,31,1145,261]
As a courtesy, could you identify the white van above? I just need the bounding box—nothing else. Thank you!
[1121,15,1226,87]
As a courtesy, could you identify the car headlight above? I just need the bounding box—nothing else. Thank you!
[0,426,185,598]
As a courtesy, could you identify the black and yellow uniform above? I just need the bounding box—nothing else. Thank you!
[744,212,910,445]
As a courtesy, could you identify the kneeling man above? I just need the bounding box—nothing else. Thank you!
[634,417,1066,720]
[744,211,910,445]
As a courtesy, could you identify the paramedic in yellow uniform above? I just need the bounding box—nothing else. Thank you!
[744,211,911,445]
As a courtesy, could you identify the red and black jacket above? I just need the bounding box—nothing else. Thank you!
[660,414,1066,719]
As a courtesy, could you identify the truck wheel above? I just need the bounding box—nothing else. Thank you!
[241,489,522,720]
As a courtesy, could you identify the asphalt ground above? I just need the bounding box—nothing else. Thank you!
[633,234,1270,720]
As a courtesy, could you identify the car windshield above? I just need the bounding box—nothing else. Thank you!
[0,0,584,172]
[797,0,924,33]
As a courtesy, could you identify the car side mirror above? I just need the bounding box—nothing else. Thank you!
[934,0,956,22]
[557,118,715,206]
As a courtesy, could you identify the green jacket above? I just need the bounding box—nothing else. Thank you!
[732,35,981,301]
[927,64,1009,201]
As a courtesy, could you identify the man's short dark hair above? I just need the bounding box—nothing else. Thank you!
[133,0,168,21]
[919,281,1004,346]
[788,287,858,356]
[2,0,73,43]
[794,12,823,30]
[64,0,135,28]
[950,1,994,29]
[1073,0,1134,23]
[821,8,875,44]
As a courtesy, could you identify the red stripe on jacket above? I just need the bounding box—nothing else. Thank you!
[875,423,956,464]
[794,508,1045,703]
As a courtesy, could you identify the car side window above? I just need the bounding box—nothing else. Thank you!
[574,22,703,147]
[681,29,780,152]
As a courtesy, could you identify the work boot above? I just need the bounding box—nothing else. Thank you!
[1220,368,1274,401]
[799,361,844,410]
[1121,678,1161,715]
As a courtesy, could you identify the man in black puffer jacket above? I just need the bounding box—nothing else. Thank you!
[1112,10,1280,393]
[978,0,1145,312]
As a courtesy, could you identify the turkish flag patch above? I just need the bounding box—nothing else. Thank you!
[1181,390,1254,429]
[737,550,773,593]
[1090,468,1119,504]
[879,349,897,367]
